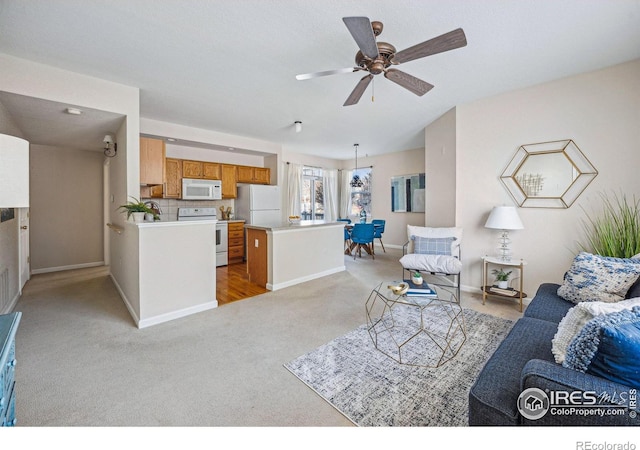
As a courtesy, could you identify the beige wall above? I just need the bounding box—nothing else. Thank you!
[0,100,25,137]
[425,107,457,227]
[352,148,426,248]
[0,53,141,317]
[29,145,104,272]
[451,59,640,297]
[280,147,426,248]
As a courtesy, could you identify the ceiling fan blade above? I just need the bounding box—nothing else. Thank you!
[296,67,359,80]
[393,28,467,64]
[342,17,379,59]
[344,74,374,106]
[384,69,434,96]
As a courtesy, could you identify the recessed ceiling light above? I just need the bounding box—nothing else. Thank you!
[166,138,176,142]
[228,147,235,151]
[65,107,82,115]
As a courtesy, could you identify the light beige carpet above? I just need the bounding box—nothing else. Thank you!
[13,248,524,426]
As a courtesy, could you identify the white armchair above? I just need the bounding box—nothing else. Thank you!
[399,225,463,303]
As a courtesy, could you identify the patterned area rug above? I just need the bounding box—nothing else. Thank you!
[284,307,514,426]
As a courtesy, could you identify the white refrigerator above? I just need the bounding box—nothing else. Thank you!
[235,184,282,225]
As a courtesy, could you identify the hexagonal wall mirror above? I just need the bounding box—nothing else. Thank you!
[500,139,598,208]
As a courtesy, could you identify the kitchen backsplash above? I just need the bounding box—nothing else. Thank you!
[149,198,236,221]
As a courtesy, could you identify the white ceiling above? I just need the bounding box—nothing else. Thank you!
[0,0,639,159]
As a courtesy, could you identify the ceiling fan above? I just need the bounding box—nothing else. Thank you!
[296,17,467,106]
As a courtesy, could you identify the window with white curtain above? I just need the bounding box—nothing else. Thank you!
[301,166,324,220]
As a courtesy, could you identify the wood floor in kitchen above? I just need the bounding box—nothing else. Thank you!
[216,262,268,306]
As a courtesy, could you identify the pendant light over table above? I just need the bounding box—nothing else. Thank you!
[350,143,363,188]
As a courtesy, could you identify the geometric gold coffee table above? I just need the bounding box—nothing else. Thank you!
[365,281,466,368]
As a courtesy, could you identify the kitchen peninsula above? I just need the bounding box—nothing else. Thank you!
[111,220,217,328]
[245,221,345,291]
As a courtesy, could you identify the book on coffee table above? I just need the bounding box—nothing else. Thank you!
[403,280,437,297]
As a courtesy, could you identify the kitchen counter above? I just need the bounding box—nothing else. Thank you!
[135,219,217,227]
[113,220,218,328]
[245,221,344,291]
[244,220,339,231]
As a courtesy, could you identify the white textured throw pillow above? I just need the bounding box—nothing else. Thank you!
[552,297,640,363]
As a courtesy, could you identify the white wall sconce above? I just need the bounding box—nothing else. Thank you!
[103,134,117,157]
[0,134,30,207]
[294,121,302,133]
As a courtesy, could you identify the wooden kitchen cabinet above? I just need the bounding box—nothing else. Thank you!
[182,160,203,178]
[164,158,182,198]
[253,167,270,184]
[221,164,237,198]
[140,137,165,185]
[183,160,221,180]
[236,165,270,184]
[246,228,268,288]
[228,221,245,264]
[203,162,221,180]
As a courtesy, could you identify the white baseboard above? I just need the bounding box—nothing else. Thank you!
[267,265,346,291]
[137,301,218,329]
[1,291,20,315]
[462,284,483,294]
[109,271,218,329]
[108,272,140,327]
[31,261,105,275]
[380,243,404,250]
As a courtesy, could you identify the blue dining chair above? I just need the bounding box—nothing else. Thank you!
[372,219,386,253]
[350,223,375,259]
[337,218,352,252]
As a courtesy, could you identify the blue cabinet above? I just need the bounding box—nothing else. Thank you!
[0,312,21,427]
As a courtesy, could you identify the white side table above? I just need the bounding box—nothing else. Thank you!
[481,256,527,312]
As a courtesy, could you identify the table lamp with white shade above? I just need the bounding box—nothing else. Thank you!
[485,206,524,261]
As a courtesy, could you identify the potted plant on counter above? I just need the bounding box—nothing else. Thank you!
[119,197,156,223]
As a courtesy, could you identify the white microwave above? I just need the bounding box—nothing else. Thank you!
[181,178,222,200]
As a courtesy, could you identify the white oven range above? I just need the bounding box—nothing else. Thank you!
[177,207,228,267]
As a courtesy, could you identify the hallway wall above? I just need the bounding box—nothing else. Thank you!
[29,144,104,272]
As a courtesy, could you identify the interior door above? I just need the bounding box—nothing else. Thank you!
[18,207,30,292]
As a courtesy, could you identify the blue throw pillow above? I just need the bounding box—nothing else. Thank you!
[411,236,456,256]
[626,253,640,299]
[564,306,640,389]
[557,252,640,304]
[627,276,640,299]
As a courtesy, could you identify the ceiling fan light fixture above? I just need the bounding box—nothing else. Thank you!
[297,17,467,106]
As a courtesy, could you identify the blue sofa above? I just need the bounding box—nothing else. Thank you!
[468,283,639,426]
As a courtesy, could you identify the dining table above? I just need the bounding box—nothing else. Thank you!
[344,223,382,257]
